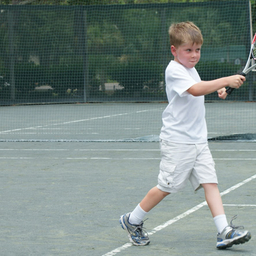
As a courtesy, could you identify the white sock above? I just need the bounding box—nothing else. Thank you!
[129,204,148,225]
[214,214,228,234]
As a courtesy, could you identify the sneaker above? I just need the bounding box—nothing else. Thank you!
[216,215,251,249]
[119,212,150,246]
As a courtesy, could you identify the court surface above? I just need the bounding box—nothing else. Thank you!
[1,102,256,142]
[0,140,255,256]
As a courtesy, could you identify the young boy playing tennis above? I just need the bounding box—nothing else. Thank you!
[120,21,251,249]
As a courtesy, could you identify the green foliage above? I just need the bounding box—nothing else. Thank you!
[15,63,43,90]
[11,62,84,99]
[50,64,84,96]
[111,59,163,94]
[3,0,249,5]
[196,61,240,81]
[0,1,251,102]
[67,0,126,5]
[14,63,49,98]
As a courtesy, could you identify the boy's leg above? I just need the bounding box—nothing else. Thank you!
[193,145,229,236]
[130,186,169,225]
[120,141,194,246]
[120,186,169,246]
[202,183,225,218]
[140,186,170,213]
[202,183,251,249]
[202,183,228,233]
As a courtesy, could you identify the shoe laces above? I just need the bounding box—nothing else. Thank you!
[134,218,148,238]
[230,215,244,230]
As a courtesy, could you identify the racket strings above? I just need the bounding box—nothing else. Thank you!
[252,47,256,60]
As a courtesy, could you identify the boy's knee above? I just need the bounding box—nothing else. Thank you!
[156,187,170,197]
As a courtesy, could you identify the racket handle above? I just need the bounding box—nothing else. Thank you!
[226,87,234,95]
[226,72,246,95]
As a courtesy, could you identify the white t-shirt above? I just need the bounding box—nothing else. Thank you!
[159,60,208,144]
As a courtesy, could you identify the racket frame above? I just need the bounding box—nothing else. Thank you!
[226,33,256,95]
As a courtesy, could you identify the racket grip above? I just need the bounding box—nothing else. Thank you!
[226,87,234,95]
[226,72,246,95]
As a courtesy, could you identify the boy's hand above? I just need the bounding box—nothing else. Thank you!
[217,88,227,99]
[227,75,246,89]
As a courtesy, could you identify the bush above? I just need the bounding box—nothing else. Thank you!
[50,64,84,96]
[12,63,84,99]
[196,61,241,81]
[14,63,48,98]
[111,59,163,94]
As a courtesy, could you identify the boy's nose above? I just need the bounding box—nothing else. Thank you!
[192,51,199,57]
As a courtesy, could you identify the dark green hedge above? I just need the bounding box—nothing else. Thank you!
[1,60,250,101]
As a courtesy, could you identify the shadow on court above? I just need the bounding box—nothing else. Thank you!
[0,141,255,256]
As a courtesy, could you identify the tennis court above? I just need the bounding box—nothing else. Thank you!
[1,102,256,142]
[1,1,255,255]
[0,103,255,256]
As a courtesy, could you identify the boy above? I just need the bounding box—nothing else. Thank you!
[119,21,251,249]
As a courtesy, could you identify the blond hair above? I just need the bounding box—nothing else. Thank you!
[168,21,203,47]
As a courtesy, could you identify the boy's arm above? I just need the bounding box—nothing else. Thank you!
[187,75,245,97]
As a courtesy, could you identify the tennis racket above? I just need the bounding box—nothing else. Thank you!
[226,33,256,95]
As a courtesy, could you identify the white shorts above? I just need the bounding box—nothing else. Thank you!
[157,140,218,193]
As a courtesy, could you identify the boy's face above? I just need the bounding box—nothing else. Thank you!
[171,42,201,69]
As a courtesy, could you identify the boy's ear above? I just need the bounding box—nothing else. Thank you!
[171,45,177,56]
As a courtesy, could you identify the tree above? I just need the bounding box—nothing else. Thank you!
[0,0,251,101]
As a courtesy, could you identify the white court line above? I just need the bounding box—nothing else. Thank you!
[67,157,256,161]
[0,108,161,134]
[102,173,256,256]
[0,149,68,151]
[0,157,33,160]
[0,157,161,160]
[0,148,256,152]
[68,157,161,160]
[213,149,256,152]
[223,204,256,207]
[80,149,256,152]
[1,156,256,161]
[0,114,129,134]
[2,148,141,151]
[214,158,256,161]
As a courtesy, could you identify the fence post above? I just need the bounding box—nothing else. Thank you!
[83,9,89,103]
[7,10,15,101]
[161,8,167,95]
